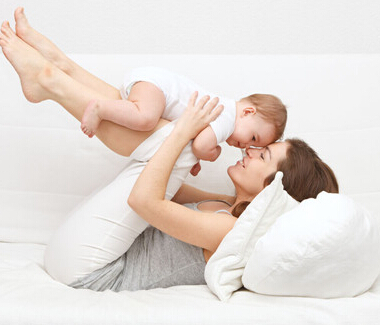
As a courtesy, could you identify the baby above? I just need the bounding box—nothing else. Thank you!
[81,66,287,163]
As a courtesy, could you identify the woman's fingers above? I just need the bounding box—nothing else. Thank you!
[184,91,223,125]
[188,91,198,107]
[209,104,224,122]
[201,97,223,123]
[196,94,211,110]
[175,92,224,140]
[203,97,219,112]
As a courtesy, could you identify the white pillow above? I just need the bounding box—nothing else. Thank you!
[243,191,380,298]
[204,172,299,301]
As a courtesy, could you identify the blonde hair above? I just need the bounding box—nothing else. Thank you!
[241,94,287,140]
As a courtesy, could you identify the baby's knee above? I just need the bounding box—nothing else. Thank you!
[135,109,161,131]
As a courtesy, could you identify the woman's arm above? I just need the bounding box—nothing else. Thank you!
[128,93,236,252]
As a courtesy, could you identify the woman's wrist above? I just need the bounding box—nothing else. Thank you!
[170,126,194,145]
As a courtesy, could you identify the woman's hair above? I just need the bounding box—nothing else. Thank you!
[232,138,339,217]
[241,94,287,140]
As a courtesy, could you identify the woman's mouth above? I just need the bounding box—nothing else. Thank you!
[238,159,245,168]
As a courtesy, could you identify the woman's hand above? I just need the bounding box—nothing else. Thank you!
[173,92,224,141]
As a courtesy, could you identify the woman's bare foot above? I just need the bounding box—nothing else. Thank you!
[0,21,56,103]
[14,7,71,73]
[81,99,102,138]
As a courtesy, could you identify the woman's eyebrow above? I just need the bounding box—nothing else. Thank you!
[265,147,272,160]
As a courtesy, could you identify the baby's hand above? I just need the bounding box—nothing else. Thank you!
[190,162,202,176]
[174,92,224,141]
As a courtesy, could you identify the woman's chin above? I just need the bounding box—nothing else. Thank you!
[227,165,235,176]
[227,164,239,182]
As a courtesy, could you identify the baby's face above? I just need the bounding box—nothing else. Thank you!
[227,113,276,149]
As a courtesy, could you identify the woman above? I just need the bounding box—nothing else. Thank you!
[69,94,338,292]
[0,10,338,291]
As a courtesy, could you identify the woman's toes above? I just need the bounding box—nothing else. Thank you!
[15,7,26,20]
[1,21,8,34]
[1,21,9,31]
[1,21,15,38]
[15,7,30,36]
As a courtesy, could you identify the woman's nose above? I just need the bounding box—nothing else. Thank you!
[245,148,255,157]
[246,147,263,158]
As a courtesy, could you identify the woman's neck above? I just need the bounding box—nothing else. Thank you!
[228,195,255,214]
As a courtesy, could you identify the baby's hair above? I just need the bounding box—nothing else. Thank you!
[241,94,287,140]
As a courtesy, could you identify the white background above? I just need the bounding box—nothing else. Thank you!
[0,1,379,238]
[1,0,379,54]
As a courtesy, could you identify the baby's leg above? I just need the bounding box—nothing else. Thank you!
[81,81,165,138]
[14,7,119,100]
[0,21,168,156]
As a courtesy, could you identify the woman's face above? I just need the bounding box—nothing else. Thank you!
[228,142,289,199]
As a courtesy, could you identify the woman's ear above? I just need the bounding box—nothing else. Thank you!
[242,107,257,116]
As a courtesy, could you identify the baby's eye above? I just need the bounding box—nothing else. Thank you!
[260,153,264,160]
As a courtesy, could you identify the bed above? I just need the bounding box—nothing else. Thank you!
[1,54,379,324]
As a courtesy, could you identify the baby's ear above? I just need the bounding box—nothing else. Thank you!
[243,107,257,116]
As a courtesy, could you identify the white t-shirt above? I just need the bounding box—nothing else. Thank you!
[120,66,236,144]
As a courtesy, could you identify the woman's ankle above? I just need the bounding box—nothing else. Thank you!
[37,63,63,98]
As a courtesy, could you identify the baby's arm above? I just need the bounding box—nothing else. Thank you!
[192,126,221,161]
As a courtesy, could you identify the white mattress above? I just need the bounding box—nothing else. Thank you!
[1,242,379,325]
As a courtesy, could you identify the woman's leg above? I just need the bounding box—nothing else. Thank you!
[14,8,167,140]
[44,123,198,285]
[14,7,120,100]
[0,21,168,157]
[1,21,196,285]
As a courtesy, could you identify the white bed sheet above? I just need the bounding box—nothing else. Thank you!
[1,242,379,325]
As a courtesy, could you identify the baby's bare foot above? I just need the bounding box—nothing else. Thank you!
[0,21,55,103]
[81,100,102,138]
[14,7,70,73]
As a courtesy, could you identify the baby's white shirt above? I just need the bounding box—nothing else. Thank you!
[120,66,236,144]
